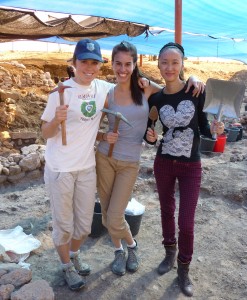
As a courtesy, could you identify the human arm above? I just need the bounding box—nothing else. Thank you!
[198,92,224,137]
[143,95,159,145]
[146,127,158,144]
[210,119,225,136]
[96,131,119,144]
[138,77,162,99]
[96,110,107,142]
[199,113,224,138]
[185,76,205,97]
[96,96,119,144]
[139,76,204,99]
[96,131,108,142]
[96,111,111,142]
[41,104,69,139]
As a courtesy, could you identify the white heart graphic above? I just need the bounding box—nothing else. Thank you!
[160,100,195,157]
[86,104,93,113]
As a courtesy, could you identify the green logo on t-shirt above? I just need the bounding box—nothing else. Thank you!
[81,101,96,117]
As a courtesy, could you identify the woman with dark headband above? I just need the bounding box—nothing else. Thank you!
[96,41,205,277]
[145,42,224,296]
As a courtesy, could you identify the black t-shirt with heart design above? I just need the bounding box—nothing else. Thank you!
[147,85,211,162]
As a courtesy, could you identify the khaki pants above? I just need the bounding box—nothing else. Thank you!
[44,165,96,246]
[96,151,139,239]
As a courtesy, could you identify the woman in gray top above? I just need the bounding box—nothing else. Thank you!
[96,41,203,276]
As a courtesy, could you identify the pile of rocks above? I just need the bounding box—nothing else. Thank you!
[0,131,39,155]
[0,63,54,91]
[0,264,54,300]
[230,148,247,162]
[0,144,45,185]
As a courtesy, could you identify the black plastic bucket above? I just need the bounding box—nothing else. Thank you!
[89,202,107,238]
[200,135,216,154]
[90,202,144,237]
[226,127,240,142]
[125,213,143,236]
[232,125,243,141]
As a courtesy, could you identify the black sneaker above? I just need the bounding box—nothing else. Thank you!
[126,241,140,272]
[111,250,126,276]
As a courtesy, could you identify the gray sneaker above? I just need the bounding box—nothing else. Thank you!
[126,241,140,273]
[71,253,91,276]
[63,264,85,291]
[111,250,126,276]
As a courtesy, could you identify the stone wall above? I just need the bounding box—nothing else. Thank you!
[0,62,54,91]
[0,144,45,186]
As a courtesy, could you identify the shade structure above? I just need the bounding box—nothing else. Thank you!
[0,6,148,42]
[0,1,246,63]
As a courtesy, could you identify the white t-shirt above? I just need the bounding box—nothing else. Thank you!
[41,78,113,172]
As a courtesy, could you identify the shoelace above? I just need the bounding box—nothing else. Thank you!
[127,248,137,262]
[73,255,82,267]
[115,252,125,266]
[66,267,80,280]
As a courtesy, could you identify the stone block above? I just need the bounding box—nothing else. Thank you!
[11,280,54,300]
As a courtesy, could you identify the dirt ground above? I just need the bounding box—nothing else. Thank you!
[0,51,247,300]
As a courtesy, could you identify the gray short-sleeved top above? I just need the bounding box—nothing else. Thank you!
[97,86,149,162]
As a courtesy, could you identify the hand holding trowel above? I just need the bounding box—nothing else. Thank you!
[146,106,159,143]
[149,106,159,129]
[204,78,245,138]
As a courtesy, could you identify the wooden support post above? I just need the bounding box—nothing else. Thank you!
[175,0,182,44]
[139,54,143,67]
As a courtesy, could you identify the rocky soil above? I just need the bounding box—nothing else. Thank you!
[0,51,247,300]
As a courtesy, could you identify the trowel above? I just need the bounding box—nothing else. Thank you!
[149,106,159,129]
[203,78,245,138]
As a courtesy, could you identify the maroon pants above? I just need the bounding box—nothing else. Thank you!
[154,156,202,263]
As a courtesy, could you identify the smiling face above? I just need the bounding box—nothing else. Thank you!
[73,59,102,85]
[158,48,184,83]
[112,51,136,84]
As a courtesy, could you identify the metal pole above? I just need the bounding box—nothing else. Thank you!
[175,0,182,44]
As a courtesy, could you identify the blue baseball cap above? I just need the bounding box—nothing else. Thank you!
[74,39,103,62]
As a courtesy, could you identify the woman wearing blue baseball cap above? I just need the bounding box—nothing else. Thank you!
[41,38,115,291]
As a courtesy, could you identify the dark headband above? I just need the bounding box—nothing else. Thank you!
[159,42,185,56]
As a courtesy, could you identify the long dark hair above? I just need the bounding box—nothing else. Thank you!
[112,41,144,105]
